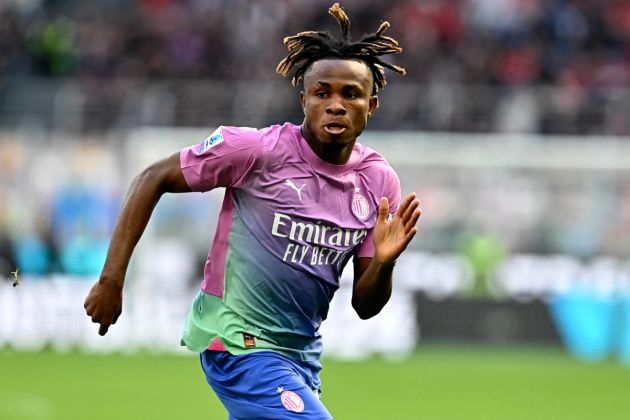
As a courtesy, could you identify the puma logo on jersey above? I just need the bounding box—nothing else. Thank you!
[284,179,306,201]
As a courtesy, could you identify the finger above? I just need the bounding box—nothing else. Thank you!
[377,197,389,224]
[396,192,417,218]
[395,226,418,255]
[401,198,421,224]
[84,302,93,317]
[98,323,110,336]
[112,310,122,325]
[405,208,422,234]
[404,205,421,228]
[404,226,418,242]
[84,295,93,311]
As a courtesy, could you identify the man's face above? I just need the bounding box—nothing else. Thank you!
[300,59,378,148]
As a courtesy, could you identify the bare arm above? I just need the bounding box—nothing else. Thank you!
[84,152,191,335]
[351,193,421,319]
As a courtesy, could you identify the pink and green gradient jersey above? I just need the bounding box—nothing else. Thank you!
[179,123,400,363]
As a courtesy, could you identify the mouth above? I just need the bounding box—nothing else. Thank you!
[323,123,347,135]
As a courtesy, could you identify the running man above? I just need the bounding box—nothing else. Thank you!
[84,3,421,419]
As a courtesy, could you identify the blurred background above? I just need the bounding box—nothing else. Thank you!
[1,0,630,419]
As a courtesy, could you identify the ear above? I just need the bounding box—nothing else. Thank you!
[300,91,305,112]
[368,95,379,118]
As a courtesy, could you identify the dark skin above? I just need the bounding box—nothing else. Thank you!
[300,59,379,165]
[84,58,421,335]
[301,59,420,318]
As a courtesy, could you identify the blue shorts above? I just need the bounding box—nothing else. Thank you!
[200,350,333,419]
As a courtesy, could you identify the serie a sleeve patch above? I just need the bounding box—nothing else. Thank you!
[197,126,224,155]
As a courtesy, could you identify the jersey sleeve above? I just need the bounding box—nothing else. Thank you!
[179,126,265,192]
[354,167,402,258]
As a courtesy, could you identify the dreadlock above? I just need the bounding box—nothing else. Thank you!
[276,3,406,93]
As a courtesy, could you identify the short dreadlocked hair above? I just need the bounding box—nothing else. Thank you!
[276,3,405,93]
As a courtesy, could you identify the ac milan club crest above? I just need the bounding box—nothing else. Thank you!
[280,390,305,413]
[351,191,370,221]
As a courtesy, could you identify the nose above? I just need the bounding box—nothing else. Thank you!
[326,96,347,115]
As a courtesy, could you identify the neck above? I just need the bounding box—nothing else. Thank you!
[301,124,355,165]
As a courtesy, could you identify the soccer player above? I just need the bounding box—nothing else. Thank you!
[84,3,421,419]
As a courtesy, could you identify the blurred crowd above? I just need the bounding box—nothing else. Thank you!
[2,0,630,86]
[1,0,630,134]
[0,139,121,277]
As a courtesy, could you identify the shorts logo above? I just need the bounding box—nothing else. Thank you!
[243,333,256,348]
[197,127,224,155]
[280,390,304,413]
[351,189,370,221]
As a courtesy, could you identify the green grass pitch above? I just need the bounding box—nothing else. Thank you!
[1,345,628,419]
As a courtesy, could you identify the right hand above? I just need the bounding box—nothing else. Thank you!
[84,279,123,336]
[372,193,421,264]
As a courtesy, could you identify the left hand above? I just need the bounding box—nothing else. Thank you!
[372,192,421,264]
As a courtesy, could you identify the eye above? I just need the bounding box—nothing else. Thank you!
[345,92,358,99]
[316,91,328,98]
